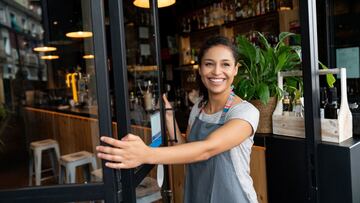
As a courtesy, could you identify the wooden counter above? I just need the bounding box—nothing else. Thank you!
[23,107,152,156]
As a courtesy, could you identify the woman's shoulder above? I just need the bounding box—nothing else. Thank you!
[227,96,260,118]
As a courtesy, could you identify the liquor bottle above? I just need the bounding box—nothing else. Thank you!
[235,1,243,19]
[248,0,254,17]
[325,87,338,119]
[265,0,270,12]
[293,98,303,117]
[129,91,135,110]
[224,4,229,23]
[191,15,198,31]
[282,92,291,116]
[320,87,328,119]
[260,0,266,14]
[256,0,261,16]
[203,9,208,28]
[269,0,276,11]
[229,4,236,21]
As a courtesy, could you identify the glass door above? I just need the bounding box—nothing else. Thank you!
[108,0,170,202]
[0,0,118,202]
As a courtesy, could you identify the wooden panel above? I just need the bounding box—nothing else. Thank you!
[24,107,99,155]
[250,146,268,203]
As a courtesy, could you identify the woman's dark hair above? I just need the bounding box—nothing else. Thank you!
[197,35,238,108]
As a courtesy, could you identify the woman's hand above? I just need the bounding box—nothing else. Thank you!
[96,134,152,169]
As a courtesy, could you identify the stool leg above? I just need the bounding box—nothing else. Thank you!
[59,165,64,184]
[83,164,91,183]
[67,165,76,183]
[49,149,57,179]
[34,149,42,186]
[28,150,33,186]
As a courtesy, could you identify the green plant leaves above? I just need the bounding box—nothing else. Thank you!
[257,83,270,105]
[235,31,302,105]
[319,61,336,88]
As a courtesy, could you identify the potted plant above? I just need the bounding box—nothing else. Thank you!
[234,32,301,133]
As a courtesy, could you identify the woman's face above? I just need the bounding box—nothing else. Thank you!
[199,45,238,95]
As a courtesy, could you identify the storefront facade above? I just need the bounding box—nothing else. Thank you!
[0,0,359,202]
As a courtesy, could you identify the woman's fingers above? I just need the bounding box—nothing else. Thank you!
[97,151,123,162]
[100,136,128,148]
[97,134,149,169]
[105,162,129,169]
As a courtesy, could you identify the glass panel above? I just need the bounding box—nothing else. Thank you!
[327,0,360,136]
[123,0,162,148]
[0,0,103,189]
[121,0,162,200]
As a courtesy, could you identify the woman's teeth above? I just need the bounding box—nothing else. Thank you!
[209,78,224,83]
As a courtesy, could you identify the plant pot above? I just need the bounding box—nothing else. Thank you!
[250,97,277,134]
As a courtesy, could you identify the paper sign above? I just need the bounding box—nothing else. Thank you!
[150,111,162,147]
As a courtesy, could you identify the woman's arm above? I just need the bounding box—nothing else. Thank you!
[163,94,186,144]
[96,118,253,169]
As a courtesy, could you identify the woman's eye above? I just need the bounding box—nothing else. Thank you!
[205,63,213,67]
[223,63,230,68]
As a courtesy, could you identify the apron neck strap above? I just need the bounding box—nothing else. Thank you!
[199,90,236,124]
[219,90,235,123]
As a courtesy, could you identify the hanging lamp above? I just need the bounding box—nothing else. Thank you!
[65,31,93,38]
[133,0,175,8]
[83,54,94,59]
[41,55,59,60]
[33,46,57,52]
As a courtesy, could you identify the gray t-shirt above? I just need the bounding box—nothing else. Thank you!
[188,99,260,203]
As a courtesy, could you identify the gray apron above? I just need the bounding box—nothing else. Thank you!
[184,93,249,203]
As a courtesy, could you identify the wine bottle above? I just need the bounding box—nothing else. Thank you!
[325,87,338,119]
[283,92,291,116]
[320,87,328,119]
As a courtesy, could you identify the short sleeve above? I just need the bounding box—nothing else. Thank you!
[225,101,260,135]
[187,99,202,129]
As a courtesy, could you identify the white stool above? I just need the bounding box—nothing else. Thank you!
[59,151,97,184]
[91,169,162,202]
[29,139,60,186]
[136,177,162,203]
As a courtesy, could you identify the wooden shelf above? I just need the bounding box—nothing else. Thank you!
[128,65,159,72]
[180,12,279,37]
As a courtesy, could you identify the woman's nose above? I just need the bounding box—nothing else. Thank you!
[212,64,222,75]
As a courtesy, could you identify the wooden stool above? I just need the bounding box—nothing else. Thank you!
[59,151,97,184]
[29,139,60,186]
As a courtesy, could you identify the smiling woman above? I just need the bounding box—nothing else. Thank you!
[97,36,260,203]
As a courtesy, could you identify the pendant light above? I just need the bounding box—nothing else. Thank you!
[33,46,57,52]
[41,55,59,60]
[133,0,175,8]
[83,54,94,59]
[65,31,93,38]
[277,0,292,11]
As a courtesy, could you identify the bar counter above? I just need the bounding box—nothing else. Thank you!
[23,106,153,156]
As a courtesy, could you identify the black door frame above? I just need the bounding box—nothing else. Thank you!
[0,0,118,202]
[108,0,170,202]
[300,0,321,202]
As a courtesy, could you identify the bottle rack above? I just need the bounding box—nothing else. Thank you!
[272,68,353,143]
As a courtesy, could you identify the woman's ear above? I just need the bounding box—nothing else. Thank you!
[234,62,240,75]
